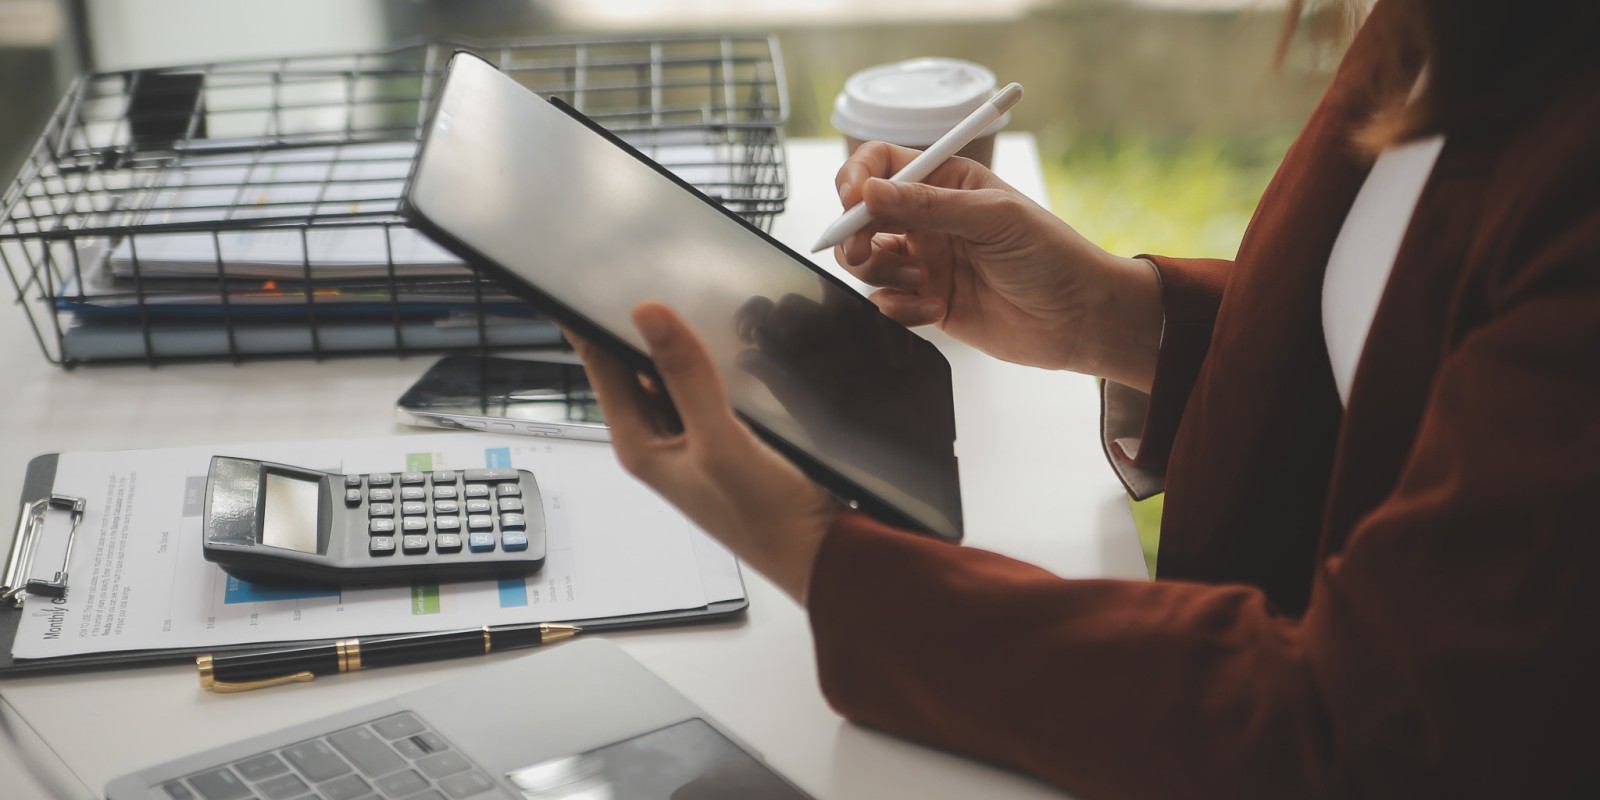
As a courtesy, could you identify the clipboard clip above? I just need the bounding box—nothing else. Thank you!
[1,494,87,608]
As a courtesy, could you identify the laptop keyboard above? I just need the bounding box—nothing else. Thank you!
[156,712,511,800]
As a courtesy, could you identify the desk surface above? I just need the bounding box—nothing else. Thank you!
[0,135,1147,800]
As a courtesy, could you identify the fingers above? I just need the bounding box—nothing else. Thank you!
[631,302,742,448]
[839,233,925,289]
[835,141,924,207]
[860,178,1016,240]
[869,288,946,327]
[566,325,670,448]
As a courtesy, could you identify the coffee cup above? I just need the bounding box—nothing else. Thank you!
[831,58,1009,168]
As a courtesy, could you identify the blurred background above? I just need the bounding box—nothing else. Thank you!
[1,0,1339,262]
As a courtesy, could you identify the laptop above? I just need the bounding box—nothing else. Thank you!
[105,639,812,799]
[399,52,964,543]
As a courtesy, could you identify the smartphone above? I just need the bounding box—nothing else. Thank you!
[396,354,609,441]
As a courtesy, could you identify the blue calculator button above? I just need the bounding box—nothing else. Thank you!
[467,531,496,552]
[369,519,395,534]
[369,536,396,555]
[499,513,527,530]
[366,473,393,487]
[436,533,463,552]
[501,531,529,551]
[400,472,426,485]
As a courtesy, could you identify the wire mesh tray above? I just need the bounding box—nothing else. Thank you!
[0,34,788,366]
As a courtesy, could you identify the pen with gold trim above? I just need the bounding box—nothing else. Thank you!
[196,622,581,692]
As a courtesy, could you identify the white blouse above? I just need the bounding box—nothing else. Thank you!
[1321,132,1446,407]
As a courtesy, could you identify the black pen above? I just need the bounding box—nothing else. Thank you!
[196,622,581,693]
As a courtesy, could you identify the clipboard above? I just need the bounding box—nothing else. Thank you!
[0,454,747,675]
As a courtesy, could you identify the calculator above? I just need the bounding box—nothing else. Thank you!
[201,456,546,586]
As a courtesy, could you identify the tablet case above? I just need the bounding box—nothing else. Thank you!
[0,454,746,675]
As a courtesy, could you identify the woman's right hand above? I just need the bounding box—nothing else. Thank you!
[833,141,1163,391]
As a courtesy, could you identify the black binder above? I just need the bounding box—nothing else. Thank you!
[0,454,746,675]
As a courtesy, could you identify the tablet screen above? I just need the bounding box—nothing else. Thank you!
[404,54,962,541]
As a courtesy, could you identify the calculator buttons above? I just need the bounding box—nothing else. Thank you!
[369,519,396,534]
[467,514,494,530]
[402,517,429,533]
[434,516,461,532]
[366,473,394,488]
[401,486,426,501]
[495,483,521,497]
[431,470,457,484]
[368,488,394,503]
[433,500,460,515]
[463,484,490,499]
[432,485,459,500]
[344,488,363,505]
[497,497,524,513]
[467,531,496,552]
[499,513,527,530]
[402,535,430,555]
[463,468,517,483]
[400,471,427,485]
[344,475,363,489]
[401,501,428,516]
[369,537,396,554]
[465,499,492,514]
[501,531,529,551]
[369,503,395,518]
[436,533,463,553]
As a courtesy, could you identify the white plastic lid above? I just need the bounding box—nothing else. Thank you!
[831,58,1010,146]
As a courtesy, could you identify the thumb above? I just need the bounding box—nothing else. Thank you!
[861,177,1006,240]
[632,302,741,444]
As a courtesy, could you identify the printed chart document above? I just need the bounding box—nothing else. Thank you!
[12,432,738,660]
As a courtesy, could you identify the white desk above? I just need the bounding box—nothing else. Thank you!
[0,135,1147,799]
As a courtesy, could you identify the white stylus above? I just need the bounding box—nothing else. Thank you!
[810,82,1023,254]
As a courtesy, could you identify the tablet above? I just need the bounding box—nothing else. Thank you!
[401,52,962,542]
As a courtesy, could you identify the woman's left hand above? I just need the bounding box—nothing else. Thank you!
[566,301,842,604]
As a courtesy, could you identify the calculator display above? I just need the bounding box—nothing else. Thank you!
[262,473,320,554]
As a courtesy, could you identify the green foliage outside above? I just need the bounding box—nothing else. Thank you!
[1041,133,1293,576]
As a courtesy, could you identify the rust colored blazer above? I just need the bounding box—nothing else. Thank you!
[804,3,1600,798]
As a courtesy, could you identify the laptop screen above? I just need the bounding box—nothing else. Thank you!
[403,53,962,541]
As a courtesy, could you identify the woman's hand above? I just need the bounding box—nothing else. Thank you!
[566,302,842,604]
[835,141,1163,391]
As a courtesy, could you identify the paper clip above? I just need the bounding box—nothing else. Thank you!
[1,494,87,607]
